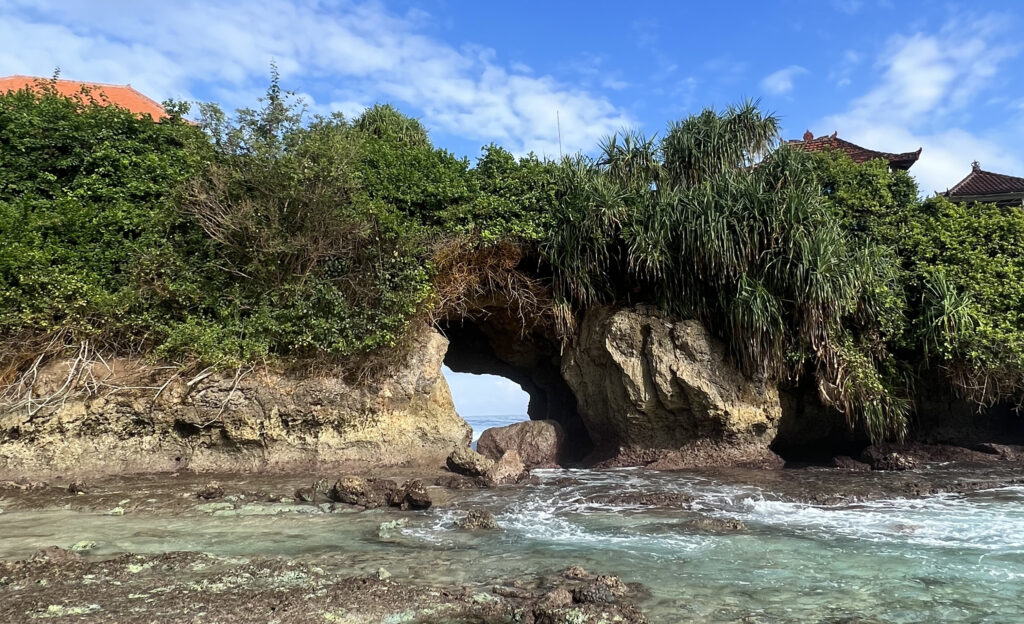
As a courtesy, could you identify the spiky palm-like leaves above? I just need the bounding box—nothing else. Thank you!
[546,103,908,440]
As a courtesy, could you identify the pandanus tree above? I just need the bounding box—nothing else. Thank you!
[545,102,909,441]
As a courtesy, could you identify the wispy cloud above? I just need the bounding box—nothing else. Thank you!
[820,15,1023,194]
[0,0,632,157]
[760,65,808,95]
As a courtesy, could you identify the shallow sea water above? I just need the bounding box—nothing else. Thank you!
[2,467,1024,623]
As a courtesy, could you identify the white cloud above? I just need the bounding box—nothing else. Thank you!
[760,65,808,95]
[819,16,1023,194]
[0,0,632,156]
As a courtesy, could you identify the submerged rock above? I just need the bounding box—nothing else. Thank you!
[456,509,500,530]
[688,517,747,532]
[562,306,781,464]
[477,419,566,468]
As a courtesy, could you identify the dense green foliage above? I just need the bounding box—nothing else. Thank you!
[546,106,909,439]
[814,151,1024,407]
[2,79,1023,437]
[0,80,204,350]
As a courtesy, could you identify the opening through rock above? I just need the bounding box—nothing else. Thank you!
[439,318,592,463]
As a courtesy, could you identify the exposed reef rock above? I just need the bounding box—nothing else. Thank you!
[477,419,565,468]
[562,306,782,465]
[0,330,470,479]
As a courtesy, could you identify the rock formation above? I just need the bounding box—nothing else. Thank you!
[0,329,469,478]
[561,306,782,465]
[477,419,565,468]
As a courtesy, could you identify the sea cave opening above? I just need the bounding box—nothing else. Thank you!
[439,318,592,463]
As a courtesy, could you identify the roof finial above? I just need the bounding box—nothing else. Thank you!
[802,130,813,141]
[971,160,980,172]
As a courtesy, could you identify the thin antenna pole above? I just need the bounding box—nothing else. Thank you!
[557,110,563,158]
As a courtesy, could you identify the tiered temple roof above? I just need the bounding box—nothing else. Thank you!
[787,130,921,170]
[943,161,1024,207]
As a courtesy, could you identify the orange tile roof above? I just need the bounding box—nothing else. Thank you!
[0,75,168,120]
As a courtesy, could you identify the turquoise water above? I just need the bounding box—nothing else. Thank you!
[2,468,1024,622]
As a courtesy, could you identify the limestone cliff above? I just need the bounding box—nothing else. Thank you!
[0,330,469,478]
[561,306,781,464]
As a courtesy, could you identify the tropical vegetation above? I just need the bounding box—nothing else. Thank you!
[2,75,1023,440]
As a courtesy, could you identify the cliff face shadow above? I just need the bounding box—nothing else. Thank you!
[440,317,592,462]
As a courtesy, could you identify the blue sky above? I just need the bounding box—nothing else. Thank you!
[3,0,1023,417]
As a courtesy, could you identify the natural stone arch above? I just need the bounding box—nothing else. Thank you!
[439,313,592,462]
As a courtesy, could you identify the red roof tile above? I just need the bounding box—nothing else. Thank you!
[945,162,1024,200]
[787,130,921,170]
[0,75,167,119]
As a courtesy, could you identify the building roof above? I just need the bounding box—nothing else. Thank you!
[787,130,922,170]
[0,75,168,119]
[944,162,1024,202]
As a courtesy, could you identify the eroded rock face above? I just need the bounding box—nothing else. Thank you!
[0,330,470,478]
[477,419,565,468]
[561,306,781,462]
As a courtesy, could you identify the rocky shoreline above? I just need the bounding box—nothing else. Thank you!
[3,449,1024,622]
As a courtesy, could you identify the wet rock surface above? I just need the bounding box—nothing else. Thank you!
[456,509,500,530]
[0,551,649,624]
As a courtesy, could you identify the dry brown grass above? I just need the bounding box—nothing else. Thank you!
[428,236,563,338]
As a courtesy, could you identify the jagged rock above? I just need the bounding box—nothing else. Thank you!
[477,420,566,468]
[536,587,573,609]
[974,443,1020,460]
[293,487,316,502]
[69,540,98,552]
[561,306,781,463]
[328,476,397,509]
[486,450,528,486]
[196,481,224,500]
[456,509,500,530]
[446,446,495,478]
[572,576,628,604]
[0,329,470,478]
[562,565,593,580]
[861,446,917,471]
[391,479,432,510]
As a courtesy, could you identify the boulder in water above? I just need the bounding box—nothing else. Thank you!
[390,479,432,510]
[477,420,565,468]
[456,509,500,530]
[485,450,528,486]
[328,476,397,508]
